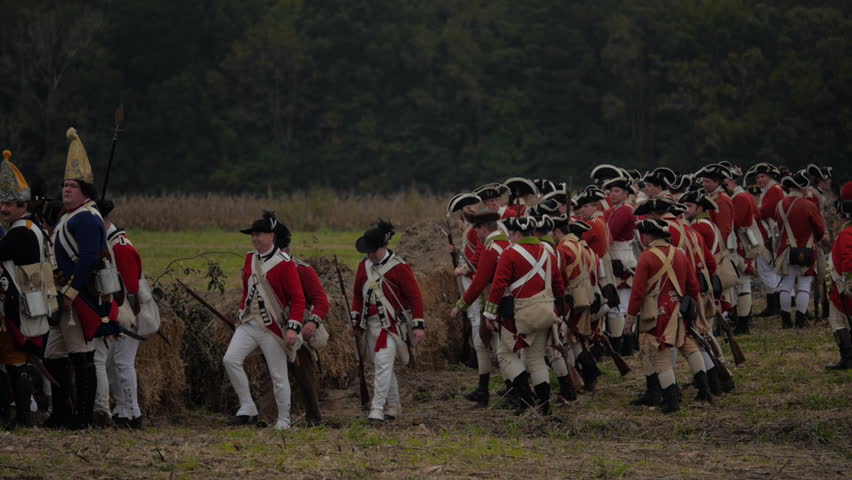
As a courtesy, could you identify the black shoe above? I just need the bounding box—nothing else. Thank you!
[114,416,144,429]
[463,374,490,407]
[511,372,537,414]
[619,336,634,357]
[7,365,33,429]
[227,415,258,426]
[693,372,713,403]
[533,382,551,416]
[556,376,577,402]
[781,311,793,329]
[755,293,780,317]
[719,374,735,393]
[661,384,681,414]
[706,367,722,396]
[576,350,600,392]
[795,311,807,329]
[609,336,622,357]
[631,374,663,407]
[826,330,852,370]
[734,316,749,335]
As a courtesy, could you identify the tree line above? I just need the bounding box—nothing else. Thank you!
[2,0,851,195]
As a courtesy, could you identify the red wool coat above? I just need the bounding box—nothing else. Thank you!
[240,251,307,338]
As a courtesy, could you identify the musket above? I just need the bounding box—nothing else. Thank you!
[333,255,370,408]
[598,334,631,376]
[443,221,473,365]
[688,327,732,381]
[100,104,124,201]
[715,313,746,365]
[175,278,235,331]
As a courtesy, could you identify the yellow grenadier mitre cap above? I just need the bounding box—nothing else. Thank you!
[0,150,31,202]
[65,127,94,184]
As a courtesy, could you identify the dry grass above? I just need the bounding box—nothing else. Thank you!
[109,189,446,231]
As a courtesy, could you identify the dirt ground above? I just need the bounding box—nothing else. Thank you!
[2,314,850,480]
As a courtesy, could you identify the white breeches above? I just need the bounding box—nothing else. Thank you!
[94,337,112,414]
[779,266,813,314]
[756,256,781,293]
[223,321,291,427]
[107,335,141,419]
[365,317,400,419]
[736,274,753,317]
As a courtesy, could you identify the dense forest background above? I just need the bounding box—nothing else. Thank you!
[1,0,850,194]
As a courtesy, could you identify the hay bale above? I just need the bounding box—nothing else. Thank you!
[413,266,466,368]
[136,302,187,415]
[396,220,455,272]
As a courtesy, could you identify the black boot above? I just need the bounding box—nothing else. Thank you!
[0,369,9,427]
[576,350,600,392]
[706,367,722,396]
[825,329,852,370]
[821,295,830,319]
[464,374,490,407]
[619,335,634,357]
[693,371,713,403]
[69,352,96,429]
[781,311,793,329]
[495,379,520,409]
[795,310,807,329]
[609,336,622,357]
[7,365,33,428]
[556,376,577,402]
[719,371,735,393]
[511,372,537,414]
[631,374,663,407]
[533,382,551,416]
[734,316,750,335]
[660,384,681,414]
[43,358,73,429]
[756,292,780,317]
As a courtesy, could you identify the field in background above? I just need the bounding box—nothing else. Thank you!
[112,189,445,232]
[130,230,400,290]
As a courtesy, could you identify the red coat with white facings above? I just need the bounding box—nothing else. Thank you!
[463,233,510,306]
[296,260,329,320]
[582,215,611,259]
[486,240,565,306]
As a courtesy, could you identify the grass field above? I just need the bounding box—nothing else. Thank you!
[2,315,850,479]
[129,229,400,289]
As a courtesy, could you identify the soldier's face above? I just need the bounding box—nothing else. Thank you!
[251,231,275,253]
[755,173,770,188]
[644,183,661,197]
[484,198,501,212]
[579,203,596,219]
[62,180,86,209]
[701,177,719,193]
[609,187,629,204]
[0,201,27,223]
[684,203,698,220]
[368,247,388,263]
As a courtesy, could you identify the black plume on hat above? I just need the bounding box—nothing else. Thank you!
[97,198,115,218]
[356,218,395,254]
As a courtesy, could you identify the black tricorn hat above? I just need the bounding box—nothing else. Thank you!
[679,191,717,211]
[745,162,779,180]
[695,164,732,182]
[537,198,561,214]
[602,176,631,192]
[568,220,592,237]
[447,193,481,217]
[668,174,693,192]
[504,216,537,233]
[633,197,675,216]
[96,198,115,218]
[806,163,832,180]
[636,218,670,238]
[473,182,509,201]
[781,170,809,190]
[536,215,555,232]
[591,164,623,184]
[466,207,501,226]
[241,210,280,235]
[504,177,540,197]
[356,219,395,254]
[551,213,571,232]
[533,179,557,196]
[669,203,688,216]
[718,161,743,178]
[543,183,568,204]
[643,167,677,188]
[572,187,606,208]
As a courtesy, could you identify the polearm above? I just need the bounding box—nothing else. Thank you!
[333,255,370,408]
[100,104,124,201]
[175,278,235,331]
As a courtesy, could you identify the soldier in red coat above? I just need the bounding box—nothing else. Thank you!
[642,168,677,200]
[697,164,735,248]
[224,212,306,430]
[483,217,565,415]
[351,220,425,423]
[625,219,710,413]
[774,172,826,329]
[826,182,852,370]
[603,176,638,356]
[748,163,785,317]
[722,165,765,334]
[450,208,510,406]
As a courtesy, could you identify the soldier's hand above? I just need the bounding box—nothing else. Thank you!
[413,328,426,345]
[302,321,317,339]
[285,329,299,345]
[623,316,636,336]
[449,307,460,318]
[447,244,456,254]
[453,267,464,277]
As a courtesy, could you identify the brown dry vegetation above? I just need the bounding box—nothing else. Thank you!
[109,190,446,231]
